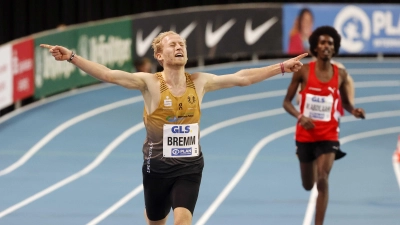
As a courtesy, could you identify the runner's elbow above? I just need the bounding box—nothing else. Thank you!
[238,77,252,87]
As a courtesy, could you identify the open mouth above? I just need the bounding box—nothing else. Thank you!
[175,53,183,57]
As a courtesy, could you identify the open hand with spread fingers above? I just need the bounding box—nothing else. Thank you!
[282,53,308,73]
[40,44,73,62]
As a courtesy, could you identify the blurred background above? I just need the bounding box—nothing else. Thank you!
[1,0,399,116]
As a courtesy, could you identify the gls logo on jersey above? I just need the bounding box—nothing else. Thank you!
[171,125,191,133]
[312,96,325,103]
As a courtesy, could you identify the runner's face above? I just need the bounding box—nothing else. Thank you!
[315,35,335,60]
[160,34,187,67]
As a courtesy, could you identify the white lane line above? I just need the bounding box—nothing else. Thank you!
[201,90,287,109]
[0,97,143,176]
[347,68,400,75]
[89,92,400,225]
[303,127,400,225]
[2,89,397,221]
[84,111,287,225]
[0,91,287,221]
[196,115,400,225]
[0,123,145,218]
[302,185,317,225]
[2,81,398,176]
[88,108,400,225]
[201,81,400,109]
[355,80,400,88]
[0,89,286,176]
[196,126,295,225]
[86,185,144,225]
[0,83,113,125]
[356,94,400,104]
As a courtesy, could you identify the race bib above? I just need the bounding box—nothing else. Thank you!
[163,123,199,157]
[303,94,333,121]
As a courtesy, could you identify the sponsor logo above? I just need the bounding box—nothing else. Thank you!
[166,116,183,122]
[328,87,335,93]
[164,96,172,107]
[35,46,76,88]
[136,26,162,57]
[11,40,35,100]
[334,5,370,53]
[311,96,325,103]
[171,22,198,40]
[309,112,325,119]
[16,78,30,92]
[205,19,236,48]
[36,34,131,88]
[166,113,194,122]
[146,142,153,173]
[12,50,33,76]
[171,148,192,156]
[309,87,321,91]
[244,17,278,45]
[335,5,400,52]
[78,34,132,75]
[171,125,191,133]
[187,94,196,105]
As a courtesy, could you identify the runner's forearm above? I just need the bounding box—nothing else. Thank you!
[70,54,113,83]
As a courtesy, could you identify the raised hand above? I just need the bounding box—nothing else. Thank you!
[282,53,308,73]
[40,44,73,61]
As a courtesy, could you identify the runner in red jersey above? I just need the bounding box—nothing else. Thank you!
[283,26,365,225]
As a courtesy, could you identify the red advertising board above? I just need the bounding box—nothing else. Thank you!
[12,38,34,101]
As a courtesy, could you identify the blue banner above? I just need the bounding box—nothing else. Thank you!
[283,4,400,54]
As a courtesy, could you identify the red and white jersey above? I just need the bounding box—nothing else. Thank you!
[296,61,341,142]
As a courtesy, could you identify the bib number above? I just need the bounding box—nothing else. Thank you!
[303,94,333,121]
[163,123,199,157]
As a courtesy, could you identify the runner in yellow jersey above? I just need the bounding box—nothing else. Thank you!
[41,31,307,225]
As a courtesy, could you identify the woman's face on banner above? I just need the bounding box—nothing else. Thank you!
[301,12,314,37]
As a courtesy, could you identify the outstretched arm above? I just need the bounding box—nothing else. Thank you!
[40,44,147,91]
[203,53,308,92]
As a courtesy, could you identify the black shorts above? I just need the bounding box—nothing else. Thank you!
[296,140,346,163]
[142,172,202,221]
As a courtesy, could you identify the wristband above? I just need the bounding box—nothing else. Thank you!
[279,62,285,76]
[67,51,75,63]
[297,114,303,120]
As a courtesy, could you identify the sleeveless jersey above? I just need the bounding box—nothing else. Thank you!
[142,72,204,177]
[296,62,341,142]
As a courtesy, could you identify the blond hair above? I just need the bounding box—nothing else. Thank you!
[151,31,186,66]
